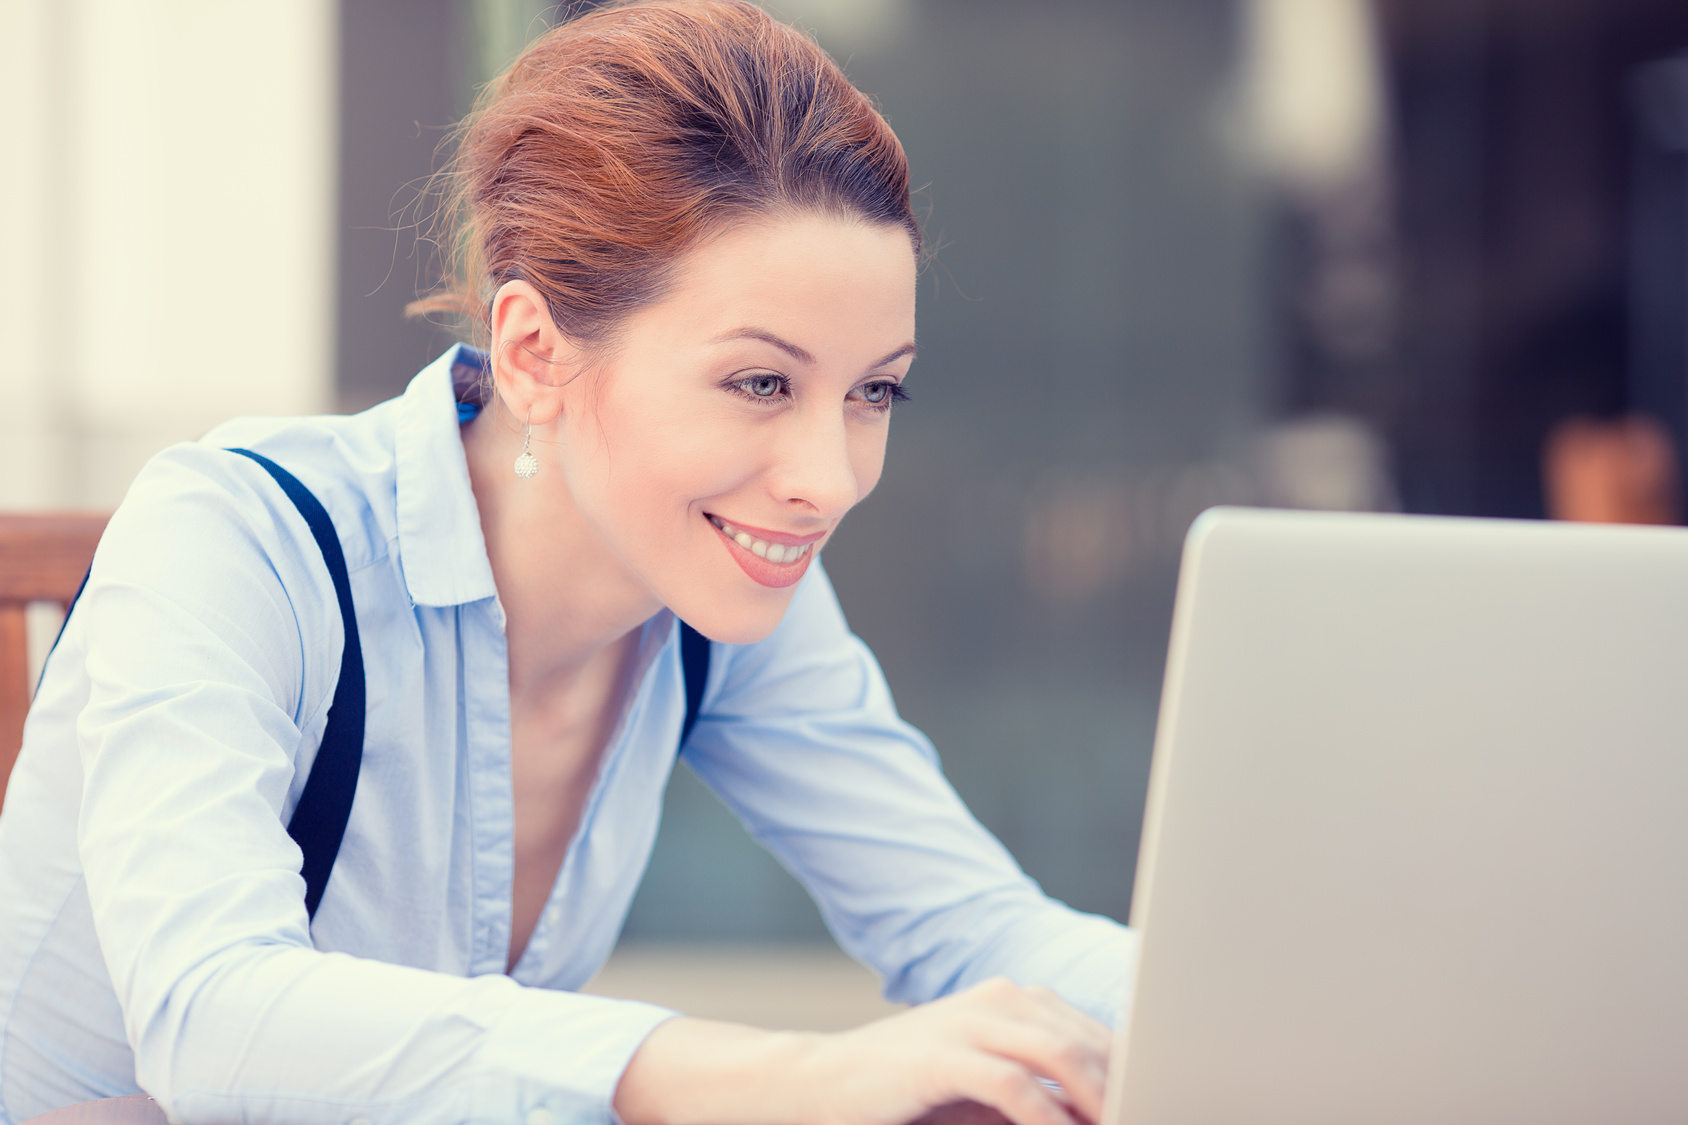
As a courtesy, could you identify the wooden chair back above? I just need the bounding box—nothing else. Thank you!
[0,513,110,805]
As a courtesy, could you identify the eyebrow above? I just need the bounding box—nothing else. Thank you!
[712,328,815,365]
[870,343,918,369]
[711,328,918,372]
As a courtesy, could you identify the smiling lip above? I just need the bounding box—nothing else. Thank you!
[706,513,826,588]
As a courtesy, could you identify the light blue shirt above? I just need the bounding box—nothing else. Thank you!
[0,345,1135,1125]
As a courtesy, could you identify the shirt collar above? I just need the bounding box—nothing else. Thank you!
[394,343,500,607]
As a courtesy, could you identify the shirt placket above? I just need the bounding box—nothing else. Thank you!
[463,594,517,977]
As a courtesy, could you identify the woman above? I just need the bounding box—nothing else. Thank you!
[0,2,1135,1123]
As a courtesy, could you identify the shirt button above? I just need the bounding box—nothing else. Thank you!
[348,1118,373,1125]
[526,1108,554,1125]
[543,905,561,926]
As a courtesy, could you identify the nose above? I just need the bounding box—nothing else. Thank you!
[767,406,860,520]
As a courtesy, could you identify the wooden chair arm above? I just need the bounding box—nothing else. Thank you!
[0,514,110,602]
[0,512,112,803]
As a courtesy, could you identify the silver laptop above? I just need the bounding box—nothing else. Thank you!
[1104,507,1688,1125]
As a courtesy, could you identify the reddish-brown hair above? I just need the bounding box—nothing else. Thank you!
[409,0,921,353]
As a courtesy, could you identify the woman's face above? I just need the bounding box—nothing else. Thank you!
[550,212,918,643]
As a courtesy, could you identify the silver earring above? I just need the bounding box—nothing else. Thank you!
[514,410,539,479]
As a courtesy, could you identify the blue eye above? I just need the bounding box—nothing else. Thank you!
[728,372,791,404]
[854,380,908,410]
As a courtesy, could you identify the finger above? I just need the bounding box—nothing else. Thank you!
[1043,1082,1098,1125]
[953,1055,1082,1125]
[942,980,1111,1117]
[965,1013,1108,1124]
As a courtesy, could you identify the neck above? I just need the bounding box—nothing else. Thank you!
[460,404,664,696]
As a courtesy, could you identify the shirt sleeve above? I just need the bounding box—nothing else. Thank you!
[73,445,674,1125]
[679,562,1139,1028]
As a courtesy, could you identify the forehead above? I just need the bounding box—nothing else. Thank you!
[633,213,918,358]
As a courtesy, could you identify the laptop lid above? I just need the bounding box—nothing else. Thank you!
[1105,508,1688,1125]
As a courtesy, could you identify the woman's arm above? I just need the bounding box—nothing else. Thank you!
[679,564,1138,1027]
[614,563,1134,1124]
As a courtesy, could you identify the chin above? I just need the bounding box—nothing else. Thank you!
[659,556,805,645]
[646,527,819,643]
[671,592,795,645]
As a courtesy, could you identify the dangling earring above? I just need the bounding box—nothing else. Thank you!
[514,408,539,479]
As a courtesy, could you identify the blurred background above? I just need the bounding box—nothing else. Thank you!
[5,0,1687,1023]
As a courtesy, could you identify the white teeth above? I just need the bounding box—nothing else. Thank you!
[707,515,815,566]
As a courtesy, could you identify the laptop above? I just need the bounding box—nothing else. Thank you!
[1103,507,1688,1125]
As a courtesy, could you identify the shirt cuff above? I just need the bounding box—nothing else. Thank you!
[471,987,679,1125]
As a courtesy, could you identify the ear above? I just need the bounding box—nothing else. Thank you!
[488,280,582,426]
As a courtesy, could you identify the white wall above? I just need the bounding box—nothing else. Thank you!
[0,0,337,511]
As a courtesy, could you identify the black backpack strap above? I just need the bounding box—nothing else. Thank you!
[38,568,91,691]
[678,621,710,749]
[228,448,366,921]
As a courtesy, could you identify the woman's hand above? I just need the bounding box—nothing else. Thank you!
[613,977,1113,1125]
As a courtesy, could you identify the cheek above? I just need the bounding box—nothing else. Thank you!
[850,424,890,498]
[562,394,759,547]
